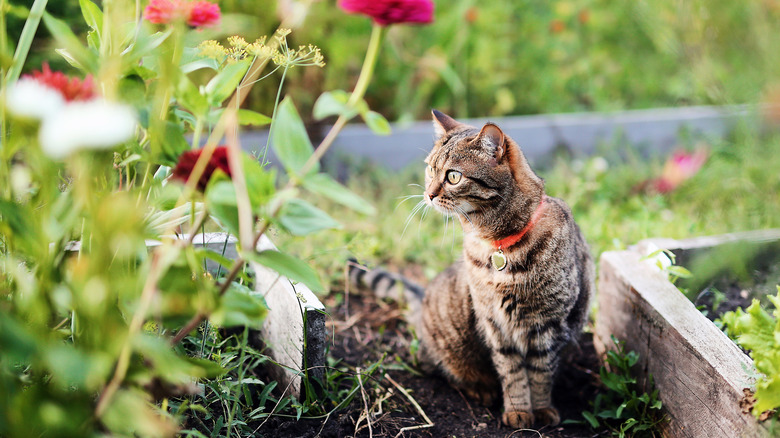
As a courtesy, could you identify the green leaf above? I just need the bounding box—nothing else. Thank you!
[211,284,268,328]
[301,173,375,215]
[205,60,250,106]
[135,334,226,381]
[123,29,173,69]
[582,411,600,428]
[245,250,323,293]
[177,75,209,117]
[277,198,342,236]
[312,90,355,120]
[43,12,98,73]
[79,0,103,36]
[362,110,391,135]
[43,345,112,391]
[241,154,276,215]
[271,97,317,175]
[206,181,240,237]
[0,314,39,364]
[160,122,190,166]
[238,109,272,127]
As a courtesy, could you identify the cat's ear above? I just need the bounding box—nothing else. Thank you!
[476,123,505,161]
[431,109,461,138]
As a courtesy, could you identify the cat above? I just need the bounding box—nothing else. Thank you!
[350,110,594,429]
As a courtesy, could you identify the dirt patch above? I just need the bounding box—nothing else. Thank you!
[255,292,605,437]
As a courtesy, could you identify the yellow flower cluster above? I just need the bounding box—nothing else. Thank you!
[197,29,325,68]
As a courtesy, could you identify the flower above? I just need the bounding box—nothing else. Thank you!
[186,1,221,27]
[144,0,180,24]
[6,78,66,119]
[338,0,434,26]
[652,148,708,193]
[27,63,95,102]
[172,146,231,191]
[641,242,673,273]
[144,0,220,28]
[39,100,138,159]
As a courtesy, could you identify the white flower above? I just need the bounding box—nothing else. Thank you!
[38,99,137,159]
[5,78,65,120]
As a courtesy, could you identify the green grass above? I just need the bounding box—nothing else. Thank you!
[275,121,780,292]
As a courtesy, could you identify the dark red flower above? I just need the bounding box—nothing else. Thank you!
[25,63,95,102]
[172,146,231,191]
[186,1,221,27]
[338,0,434,26]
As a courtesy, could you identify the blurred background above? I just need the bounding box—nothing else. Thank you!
[9,0,780,285]
[13,0,780,122]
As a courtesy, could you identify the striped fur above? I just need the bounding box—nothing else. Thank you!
[352,111,594,430]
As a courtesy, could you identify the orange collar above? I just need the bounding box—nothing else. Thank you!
[491,196,547,250]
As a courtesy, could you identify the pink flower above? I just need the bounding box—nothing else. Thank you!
[339,0,434,26]
[25,63,95,102]
[144,0,220,28]
[186,1,221,27]
[652,148,708,193]
[144,0,181,24]
[172,146,231,191]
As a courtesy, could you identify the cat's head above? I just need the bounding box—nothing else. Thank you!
[424,110,544,225]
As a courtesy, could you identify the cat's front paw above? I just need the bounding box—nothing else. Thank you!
[502,410,534,429]
[533,407,560,426]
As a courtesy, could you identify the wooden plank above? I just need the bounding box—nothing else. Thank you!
[249,235,326,398]
[595,250,769,438]
[237,105,752,171]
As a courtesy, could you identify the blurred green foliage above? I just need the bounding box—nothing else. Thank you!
[22,0,780,121]
[201,0,780,120]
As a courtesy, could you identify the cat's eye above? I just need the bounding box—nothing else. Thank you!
[426,165,434,177]
[446,170,462,185]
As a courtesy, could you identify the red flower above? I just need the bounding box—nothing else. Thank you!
[25,63,95,102]
[172,146,231,191]
[186,1,221,27]
[144,0,220,28]
[652,149,708,193]
[339,0,434,26]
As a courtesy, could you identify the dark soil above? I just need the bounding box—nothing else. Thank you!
[256,291,605,438]
[690,260,780,322]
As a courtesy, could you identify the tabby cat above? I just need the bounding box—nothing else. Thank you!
[351,110,594,429]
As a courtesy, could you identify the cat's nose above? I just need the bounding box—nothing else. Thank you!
[427,192,435,200]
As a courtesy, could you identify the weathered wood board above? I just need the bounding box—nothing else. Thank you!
[249,235,326,398]
[596,249,770,438]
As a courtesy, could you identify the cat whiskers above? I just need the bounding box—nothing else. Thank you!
[401,199,428,239]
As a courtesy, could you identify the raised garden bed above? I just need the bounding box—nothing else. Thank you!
[595,229,780,437]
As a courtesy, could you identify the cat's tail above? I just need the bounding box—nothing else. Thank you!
[347,258,424,315]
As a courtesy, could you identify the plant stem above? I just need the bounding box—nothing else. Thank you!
[261,65,289,166]
[169,23,385,346]
[6,0,48,84]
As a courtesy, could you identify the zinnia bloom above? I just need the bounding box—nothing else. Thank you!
[652,149,708,193]
[338,0,434,26]
[27,63,95,102]
[6,78,66,119]
[144,0,220,28]
[38,100,138,159]
[172,146,231,191]
[144,0,180,24]
[186,1,221,27]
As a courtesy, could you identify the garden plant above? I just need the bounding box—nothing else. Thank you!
[2,0,780,437]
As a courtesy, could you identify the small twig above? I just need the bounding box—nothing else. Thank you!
[454,386,479,423]
[384,373,433,438]
[505,428,543,438]
[354,367,373,438]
